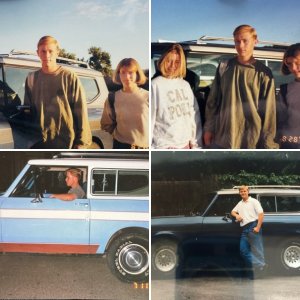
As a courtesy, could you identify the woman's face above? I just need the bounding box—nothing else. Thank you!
[119,66,137,88]
[285,51,300,80]
[165,51,180,77]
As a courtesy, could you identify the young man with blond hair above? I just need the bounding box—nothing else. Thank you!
[51,168,85,201]
[24,36,92,148]
[231,185,267,278]
[203,25,278,149]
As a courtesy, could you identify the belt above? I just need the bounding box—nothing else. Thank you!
[242,220,257,229]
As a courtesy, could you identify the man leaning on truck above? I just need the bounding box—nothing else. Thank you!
[231,185,267,278]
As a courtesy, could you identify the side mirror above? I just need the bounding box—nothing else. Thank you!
[31,193,43,203]
[222,213,233,222]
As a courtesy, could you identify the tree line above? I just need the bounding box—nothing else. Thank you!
[59,47,112,76]
[152,151,300,216]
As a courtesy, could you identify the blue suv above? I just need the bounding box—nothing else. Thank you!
[0,153,149,283]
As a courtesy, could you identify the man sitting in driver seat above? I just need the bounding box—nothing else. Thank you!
[51,168,85,200]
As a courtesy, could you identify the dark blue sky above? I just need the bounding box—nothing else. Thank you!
[152,0,300,45]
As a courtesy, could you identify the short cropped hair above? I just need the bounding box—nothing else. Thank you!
[157,44,186,79]
[113,58,147,85]
[233,25,257,40]
[239,185,249,191]
[37,36,60,50]
[65,168,82,181]
[281,43,300,75]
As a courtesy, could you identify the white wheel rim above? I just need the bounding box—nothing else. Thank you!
[283,245,300,269]
[155,248,177,272]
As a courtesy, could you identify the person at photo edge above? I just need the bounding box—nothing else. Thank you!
[276,43,300,149]
[151,43,202,149]
[101,58,149,149]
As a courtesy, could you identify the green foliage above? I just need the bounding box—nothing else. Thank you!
[57,47,113,77]
[219,170,300,187]
[58,49,77,60]
[88,47,113,76]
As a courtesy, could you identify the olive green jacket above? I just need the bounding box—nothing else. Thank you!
[25,67,92,148]
[204,57,278,149]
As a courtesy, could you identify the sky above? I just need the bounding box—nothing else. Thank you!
[152,0,300,46]
[0,0,149,68]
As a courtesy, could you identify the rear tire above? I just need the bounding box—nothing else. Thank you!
[278,239,300,273]
[107,234,149,283]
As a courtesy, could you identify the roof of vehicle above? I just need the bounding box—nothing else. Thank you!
[152,37,290,60]
[218,185,300,195]
[28,158,148,169]
[0,50,103,76]
[27,153,149,169]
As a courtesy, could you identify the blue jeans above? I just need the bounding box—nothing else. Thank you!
[240,221,265,269]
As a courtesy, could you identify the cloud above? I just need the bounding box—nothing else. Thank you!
[74,0,148,20]
[75,1,111,18]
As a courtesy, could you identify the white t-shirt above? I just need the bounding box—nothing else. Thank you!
[151,76,202,149]
[232,196,263,227]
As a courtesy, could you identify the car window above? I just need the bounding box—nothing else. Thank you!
[257,59,293,91]
[2,66,35,105]
[79,76,100,103]
[276,196,300,212]
[186,52,234,88]
[205,194,241,216]
[259,196,276,212]
[92,169,149,196]
[92,170,116,194]
[118,170,149,196]
[267,60,293,88]
[10,166,86,197]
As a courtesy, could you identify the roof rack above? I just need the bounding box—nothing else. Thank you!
[7,50,90,69]
[52,152,149,159]
[198,36,290,47]
[233,185,300,189]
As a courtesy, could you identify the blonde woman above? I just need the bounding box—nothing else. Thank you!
[101,58,149,149]
[151,44,202,149]
[277,43,300,148]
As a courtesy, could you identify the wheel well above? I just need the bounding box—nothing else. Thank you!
[152,234,180,247]
[105,227,149,253]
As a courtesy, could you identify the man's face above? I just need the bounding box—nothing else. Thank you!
[239,187,249,201]
[234,32,257,60]
[65,172,76,187]
[37,42,59,69]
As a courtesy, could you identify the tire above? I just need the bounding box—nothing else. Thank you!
[152,240,180,279]
[278,240,300,273]
[106,234,149,283]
